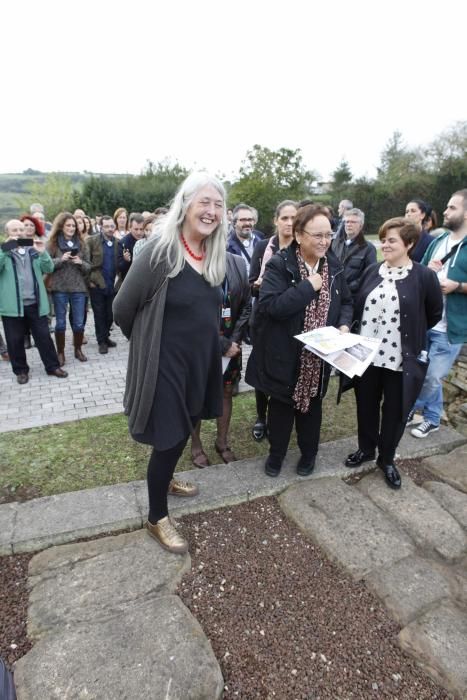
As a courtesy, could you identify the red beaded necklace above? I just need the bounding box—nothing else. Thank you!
[181,233,204,261]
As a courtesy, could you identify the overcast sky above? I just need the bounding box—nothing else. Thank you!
[2,0,466,182]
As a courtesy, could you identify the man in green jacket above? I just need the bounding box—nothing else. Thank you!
[0,219,68,384]
[410,189,467,437]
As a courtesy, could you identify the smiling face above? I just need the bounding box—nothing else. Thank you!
[183,184,224,241]
[405,202,424,227]
[234,208,254,239]
[295,214,332,265]
[22,219,37,238]
[62,218,76,239]
[275,205,297,242]
[380,227,412,267]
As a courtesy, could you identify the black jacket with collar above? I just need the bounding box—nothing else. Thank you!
[245,241,353,404]
[221,253,252,354]
[331,232,377,295]
[350,261,443,418]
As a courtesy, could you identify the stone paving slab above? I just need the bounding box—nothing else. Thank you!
[398,601,467,700]
[364,555,457,626]
[14,596,224,700]
[422,444,467,493]
[27,530,191,639]
[423,481,467,530]
[357,471,467,561]
[11,483,142,554]
[0,502,17,556]
[279,478,414,580]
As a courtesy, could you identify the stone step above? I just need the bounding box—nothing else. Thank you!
[357,471,467,561]
[27,530,191,639]
[423,481,467,530]
[279,477,414,580]
[422,444,467,493]
[14,596,224,700]
[398,601,467,700]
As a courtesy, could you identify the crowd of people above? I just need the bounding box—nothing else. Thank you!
[1,181,466,554]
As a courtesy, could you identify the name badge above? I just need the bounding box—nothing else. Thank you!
[18,247,26,255]
[67,240,74,248]
[222,308,231,319]
[107,240,113,247]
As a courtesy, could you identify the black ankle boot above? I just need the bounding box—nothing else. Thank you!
[265,455,282,477]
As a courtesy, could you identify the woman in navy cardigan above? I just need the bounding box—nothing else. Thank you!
[344,217,443,489]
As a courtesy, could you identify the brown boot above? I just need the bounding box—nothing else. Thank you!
[55,331,66,366]
[73,331,87,362]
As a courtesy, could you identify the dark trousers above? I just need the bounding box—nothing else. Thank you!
[2,305,60,375]
[267,396,322,462]
[354,364,405,464]
[147,437,190,523]
[89,288,114,344]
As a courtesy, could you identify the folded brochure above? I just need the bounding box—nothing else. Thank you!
[295,326,381,378]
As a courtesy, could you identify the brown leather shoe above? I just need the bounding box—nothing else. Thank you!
[47,368,69,378]
[146,517,188,554]
[17,373,29,385]
[168,479,199,497]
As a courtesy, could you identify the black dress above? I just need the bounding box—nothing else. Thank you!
[133,263,223,449]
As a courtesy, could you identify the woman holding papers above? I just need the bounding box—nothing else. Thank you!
[345,217,443,489]
[113,172,226,554]
[246,204,353,477]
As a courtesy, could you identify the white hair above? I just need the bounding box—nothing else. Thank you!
[150,171,227,286]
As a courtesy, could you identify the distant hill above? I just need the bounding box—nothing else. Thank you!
[0,170,129,226]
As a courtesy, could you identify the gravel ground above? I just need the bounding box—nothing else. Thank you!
[0,553,33,670]
[0,459,453,698]
[178,497,453,699]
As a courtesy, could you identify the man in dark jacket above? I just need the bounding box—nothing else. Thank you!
[86,216,119,354]
[226,204,263,274]
[331,208,377,296]
[117,214,145,283]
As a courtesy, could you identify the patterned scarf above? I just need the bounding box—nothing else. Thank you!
[292,248,331,413]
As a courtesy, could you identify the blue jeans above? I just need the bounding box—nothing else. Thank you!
[414,329,462,426]
[53,292,87,332]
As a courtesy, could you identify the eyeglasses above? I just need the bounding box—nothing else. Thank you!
[301,231,332,242]
[237,217,254,223]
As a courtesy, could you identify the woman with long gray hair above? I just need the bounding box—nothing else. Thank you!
[113,172,227,554]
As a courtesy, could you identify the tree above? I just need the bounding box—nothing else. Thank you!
[427,121,467,169]
[229,145,316,233]
[16,174,77,220]
[77,160,188,215]
[331,159,352,189]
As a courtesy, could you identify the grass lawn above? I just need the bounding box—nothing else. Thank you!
[0,381,357,501]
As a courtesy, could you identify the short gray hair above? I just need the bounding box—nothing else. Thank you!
[339,199,353,210]
[345,207,365,225]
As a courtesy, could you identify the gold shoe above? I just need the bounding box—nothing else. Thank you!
[168,479,199,497]
[146,517,188,554]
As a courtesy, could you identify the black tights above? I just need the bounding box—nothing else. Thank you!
[147,437,189,523]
